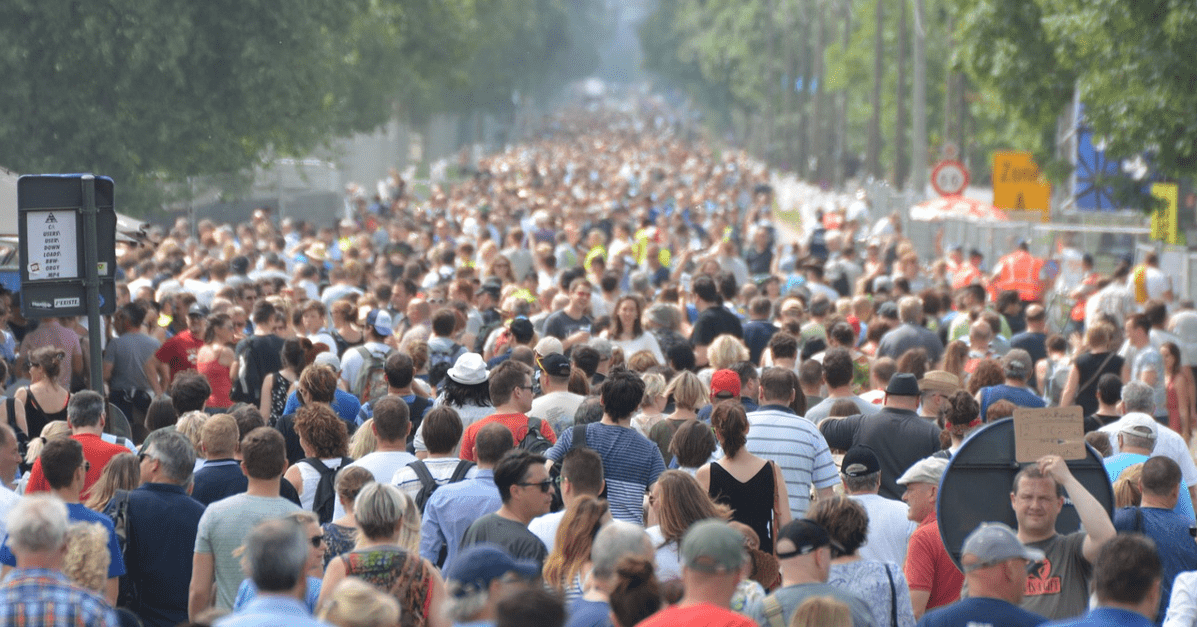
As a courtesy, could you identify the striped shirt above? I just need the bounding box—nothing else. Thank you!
[546,422,666,525]
[745,404,839,518]
[0,568,119,627]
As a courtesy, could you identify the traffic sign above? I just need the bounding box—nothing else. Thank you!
[993,151,1051,222]
[931,160,969,196]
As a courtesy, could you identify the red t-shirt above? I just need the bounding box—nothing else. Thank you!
[638,602,758,627]
[25,433,131,500]
[904,511,964,611]
[154,330,203,380]
[458,412,557,462]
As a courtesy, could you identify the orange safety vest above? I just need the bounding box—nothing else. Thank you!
[951,264,984,290]
[992,251,1044,302]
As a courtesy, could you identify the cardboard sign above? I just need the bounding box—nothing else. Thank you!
[1013,406,1086,463]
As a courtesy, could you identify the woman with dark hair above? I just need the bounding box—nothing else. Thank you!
[197,312,237,411]
[144,393,178,432]
[604,296,664,364]
[1162,342,1193,442]
[14,346,69,440]
[669,418,717,476]
[809,495,917,627]
[697,401,791,553]
[329,299,363,356]
[283,404,351,523]
[645,470,732,580]
[260,337,310,426]
[543,496,610,604]
[933,391,981,458]
[608,555,663,627]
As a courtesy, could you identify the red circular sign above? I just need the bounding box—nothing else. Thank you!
[931,160,970,196]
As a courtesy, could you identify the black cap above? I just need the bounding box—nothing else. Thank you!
[885,372,921,396]
[841,447,881,477]
[476,279,502,297]
[188,303,210,317]
[776,519,842,559]
[538,353,572,378]
[877,301,899,319]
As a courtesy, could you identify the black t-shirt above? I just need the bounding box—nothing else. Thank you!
[1073,351,1124,417]
[690,305,743,346]
[543,310,592,340]
[233,334,285,405]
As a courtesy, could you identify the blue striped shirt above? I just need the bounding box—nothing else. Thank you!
[420,469,501,573]
[546,422,666,525]
[745,405,839,518]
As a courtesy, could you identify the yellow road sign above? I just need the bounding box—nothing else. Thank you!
[1150,183,1181,244]
[993,152,1051,223]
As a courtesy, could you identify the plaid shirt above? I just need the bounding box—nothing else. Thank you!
[0,568,119,627]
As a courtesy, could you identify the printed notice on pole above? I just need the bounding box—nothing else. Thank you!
[25,210,78,281]
[1013,406,1086,463]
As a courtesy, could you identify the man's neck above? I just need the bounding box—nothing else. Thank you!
[391,386,412,396]
[774,358,796,370]
[1018,525,1055,544]
[1097,405,1120,416]
[496,503,532,526]
[1140,495,1175,509]
[246,477,282,498]
[600,414,629,427]
[493,404,525,416]
[14,554,60,571]
[565,305,585,318]
[50,487,80,504]
[826,386,853,399]
[374,440,407,454]
[72,426,103,437]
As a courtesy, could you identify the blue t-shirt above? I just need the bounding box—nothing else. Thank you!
[566,598,612,627]
[0,502,126,578]
[1113,506,1197,622]
[916,596,1047,627]
[978,384,1046,420]
[545,423,665,525]
[1105,453,1195,521]
[283,388,362,428]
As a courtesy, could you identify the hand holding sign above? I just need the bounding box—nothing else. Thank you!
[1013,406,1086,463]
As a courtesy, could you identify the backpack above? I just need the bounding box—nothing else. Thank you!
[351,346,391,405]
[107,489,139,610]
[518,417,554,455]
[408,458,475,514]
[405,395,432,451]
[427,342,462,386]
[302,456,354,524]
[548,423,604,512]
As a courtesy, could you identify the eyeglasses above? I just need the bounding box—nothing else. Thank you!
[310,535,324,548]
[81,460,90,472]
[517,480,554,493]
[517,385,535,392]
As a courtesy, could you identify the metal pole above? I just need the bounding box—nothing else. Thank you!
[81,175,104,397]
[911,0,927,198]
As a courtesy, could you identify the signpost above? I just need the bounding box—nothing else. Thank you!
[993,151,1052,223]
[18,175,117,397]
[930,160,969,197]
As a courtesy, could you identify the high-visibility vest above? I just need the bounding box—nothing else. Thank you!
[951,264,984,290]
[1131,264,1150,304]
[992,251,1044,301]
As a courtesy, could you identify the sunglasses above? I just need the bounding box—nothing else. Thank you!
[517,480,554,493]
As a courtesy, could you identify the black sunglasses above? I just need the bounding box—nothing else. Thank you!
[517,480,554,493]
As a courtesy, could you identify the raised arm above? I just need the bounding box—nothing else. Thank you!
[1040,454,1114,563]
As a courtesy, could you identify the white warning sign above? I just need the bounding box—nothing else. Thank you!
[26,210,78,280]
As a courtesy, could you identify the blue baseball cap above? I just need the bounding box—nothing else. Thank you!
[446,544,540,597]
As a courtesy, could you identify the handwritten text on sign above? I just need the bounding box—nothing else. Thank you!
[26,210,78,281]
[1013,406,1086,463]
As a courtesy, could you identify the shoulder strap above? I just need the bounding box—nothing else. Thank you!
[25,387,41,412]
[525,417,542,440]
[4,397,13,429]
[407,460,435,492]
[1078,351,1118,396]
[571,423,589,450]
[884,562,897,627]
[763,595,785,627]
[449,460,475,482]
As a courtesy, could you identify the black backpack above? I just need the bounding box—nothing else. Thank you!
[302,456,355,524]
[518,417,554,455]
[408,458,475,514]
[547,423,607,512]
[106,489,139,610]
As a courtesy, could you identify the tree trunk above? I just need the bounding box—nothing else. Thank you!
[894,0,908,188]
[911,0,928,196]
[867,0,884,180]
[833,0,851,188]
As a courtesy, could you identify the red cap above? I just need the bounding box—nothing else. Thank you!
[846,315,861,337]
[710,369,741,399]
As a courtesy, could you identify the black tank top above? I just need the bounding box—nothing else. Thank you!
[708,460,776,553]
[24,386,69,439]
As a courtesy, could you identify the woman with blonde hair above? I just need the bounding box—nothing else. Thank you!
[631,372,667,438]
[84,453,139,512]
[318,577,401,627]
[62,522,110,593]
[644,470,732,580]
[544,496,611,604]
[649,371,707,465]
[175,411,210,451]
[318,482,445,627]
[1114,463,1144,509]
[790,596,853,627]
[707,334,750,371]
[14,346,70,440]
[23,420,70,467]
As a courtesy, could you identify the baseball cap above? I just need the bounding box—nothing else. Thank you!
[538,353,572,378]
[313,351,341,372]
[446,544,540,597]
[710,369,741,399]
[365,309,393,337]
[920,371,962,395]
[1002,350,1032,380]
[188,303,210,317]
[1118,412,1158,441]
[534,337,564,357]
[885,372,921,396]
[961,522,1045,573]
[897,456,949,486]
[680,519,746,574]
[841,447,881,477]
[775,519,843,559]
[476,279,502,298]
[877,301,899,319]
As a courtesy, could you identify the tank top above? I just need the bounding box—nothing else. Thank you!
[197,356,233,409]
[24,386,69,439]
[1168,377,1182,434]
[267,371,294,425]
[708,460,777,553]
[341,547,433,627]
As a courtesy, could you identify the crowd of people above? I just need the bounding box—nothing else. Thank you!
[0,98,1193,627]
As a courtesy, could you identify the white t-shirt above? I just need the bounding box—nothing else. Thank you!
[529,510,566,554]
[848,493,918,566]
[646,525,682,582]
[333,450,418,519]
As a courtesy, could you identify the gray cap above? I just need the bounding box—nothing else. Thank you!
[961,522,1045,573]
[896,456,949,486]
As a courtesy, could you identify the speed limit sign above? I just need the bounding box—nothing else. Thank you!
[931,160,969,197]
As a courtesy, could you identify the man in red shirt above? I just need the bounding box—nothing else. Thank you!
[148,302,208,386]
[23,391,130,500]
[459,360,555,462]
[901,455,963,619]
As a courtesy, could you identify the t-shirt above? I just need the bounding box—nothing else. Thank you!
[0,502,126,578]
[804,395,881,424]
[529,391,586,436]
[459,412,557,463]
[1104,453,1195,521]
[978,384,1047,419]
[528,510,565,554]
[104,332,161,392]
[916,596,1047,627]
[690,305,744,346]
[194,493,300,609]
[1113,506,1197,621]
[459,513,548,567]
[904,513,963,613]
[565,598,612,627]
[232,334,284,405]
[543,310,592,341]
[753,583,877,627]
[828,560,916,627]
[1018,532,1090,621]
[546,422,666,525]
[849,493,918,566]
[332,450,418,519]
[642,602,757,627]
[24,433,130,500]
[820,408,942,500]
[155,330,203,380]
[744,405,839,518]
